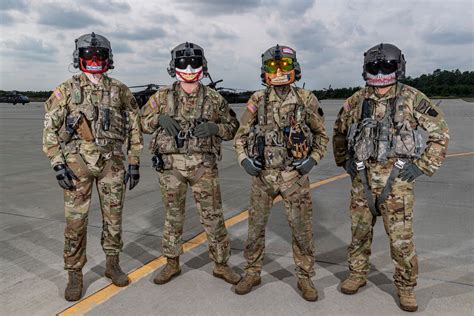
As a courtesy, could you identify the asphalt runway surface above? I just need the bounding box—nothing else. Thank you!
[0,99,473,315]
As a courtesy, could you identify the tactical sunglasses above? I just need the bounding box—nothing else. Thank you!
[366,60,398,75]
[175,56,203,69]
[264,58,294,74]
[79,47,109,60]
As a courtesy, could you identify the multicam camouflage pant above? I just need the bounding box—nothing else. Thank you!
[63,151,126,271]
[245,169,315,278]
[348,161,418,290]
[159,166,231,264]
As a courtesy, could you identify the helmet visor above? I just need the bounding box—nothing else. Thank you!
[264,58,294,74]
[366,60,398,75]
[175,56,203,69]
[79,47,109,61]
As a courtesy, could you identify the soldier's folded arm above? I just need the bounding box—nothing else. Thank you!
[305,92,329,163]
[121,86,143,165]
[412,95,450,176]
[216,98,240,141]
[42,84,70,167]
[234,102,258,164]
[140,93,162,134]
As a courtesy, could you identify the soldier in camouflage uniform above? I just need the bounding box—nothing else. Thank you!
[140,42,241,285]
[234,45,329,301]
[42,33,143,301]
[333,43,449,312]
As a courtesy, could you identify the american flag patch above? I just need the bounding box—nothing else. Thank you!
[247,102,257,113]
[282,47,294,54]
[150,98,158,110]
[343,102,351,112]
[54,89,62,99]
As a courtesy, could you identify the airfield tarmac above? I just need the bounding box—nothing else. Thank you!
[0,99,473,315]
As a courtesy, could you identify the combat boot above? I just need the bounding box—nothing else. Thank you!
[340,274,367,295]
[153,257,181,285]
[65,270,83,301]
[105,255,130,287]
[234,273,261,295]
[213,263,241,285]
[297,277,318,302]
[398,288,418,312]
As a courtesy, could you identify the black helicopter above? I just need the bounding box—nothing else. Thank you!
[129,75,232,108]
[0,91,30,105]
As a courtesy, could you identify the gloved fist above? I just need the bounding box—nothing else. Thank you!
[293,157,316,175]
[124,164,140,190]
[53,164,78,191]
[194,122,219,138]
[158,114,180,137]
[241,158,262,177]
[399,162,424,183]
[343,158,357,179]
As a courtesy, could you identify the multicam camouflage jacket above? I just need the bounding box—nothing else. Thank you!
[141,82,239,158]
[234,86,329,169]
[333,83,449,176]
[42,73,143,166]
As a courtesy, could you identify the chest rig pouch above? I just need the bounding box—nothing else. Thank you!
[248,87,312,169]
[68,75,127,147]
[347,87,423,162]
[151,83,222,159]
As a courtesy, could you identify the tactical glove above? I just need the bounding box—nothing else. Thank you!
[399,162,424,183]
[124,164,140,190]
[158,114,181,137]
[293,157,316,175]
[343,158,357,179]
[194,122,219,138]
[241,158,262,177]
[54,164,78,191]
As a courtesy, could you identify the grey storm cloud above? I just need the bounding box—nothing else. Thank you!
[110,27,167,41]
[423,30,474,46]
[78,0,131,13]
[37,4,105,29]
[0,12,14,25]
[112,42,134,54]
[0,36,58,62]
[0,0,28,11]
[175,0,263,15]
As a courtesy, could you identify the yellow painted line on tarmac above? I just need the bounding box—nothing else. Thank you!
[57,151,472,316]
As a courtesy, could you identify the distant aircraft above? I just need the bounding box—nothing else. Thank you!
[129,75,229,108]
[0,91,30,105]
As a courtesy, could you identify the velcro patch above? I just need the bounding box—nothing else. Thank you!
[247,102,257,113]
[415,99,430,113]
[343,102,351,112]
[54,89,62,100]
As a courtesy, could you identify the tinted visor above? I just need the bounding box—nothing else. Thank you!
[175,56,203,69]
[264,58,294,74]
[79,47,109,60]
[366,60,398,75]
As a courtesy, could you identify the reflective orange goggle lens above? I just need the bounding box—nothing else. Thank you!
[264,58,294,74]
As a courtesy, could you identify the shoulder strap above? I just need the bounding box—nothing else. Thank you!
[257,88,270,127]
[167,82,178,117]
[71,75,82,104]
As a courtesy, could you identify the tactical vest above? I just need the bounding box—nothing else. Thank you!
[248,87,313,169]
[347,84,423,162]
[67,75,127,146]
[150,82,222,158]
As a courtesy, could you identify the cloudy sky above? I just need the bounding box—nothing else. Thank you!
[0,0,472,91]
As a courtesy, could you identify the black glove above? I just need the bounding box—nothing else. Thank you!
[158,114,180,137]
[343,158,357,179]
[399,162,424,183]
[124,164,140,190]
[292,157,316,175]
[194,122,219,138]
[53,164,78,191]
[241,158,262,177]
